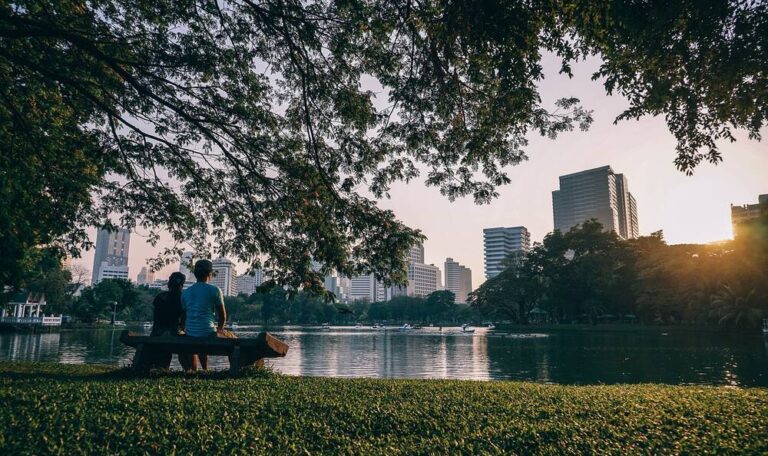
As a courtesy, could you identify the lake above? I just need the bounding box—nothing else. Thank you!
[1,326,767,386]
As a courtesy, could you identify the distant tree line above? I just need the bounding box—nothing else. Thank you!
[470,215,768,330]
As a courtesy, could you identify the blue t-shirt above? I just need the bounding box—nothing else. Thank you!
[181,282,223,337]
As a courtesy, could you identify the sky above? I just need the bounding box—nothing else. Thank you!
[72,54,768,287]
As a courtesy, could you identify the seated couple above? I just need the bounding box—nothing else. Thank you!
[151,259,236,370]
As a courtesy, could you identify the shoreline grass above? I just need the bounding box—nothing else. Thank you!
[1,362,767,454]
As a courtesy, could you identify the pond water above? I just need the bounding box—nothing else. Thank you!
[1,326,767,386]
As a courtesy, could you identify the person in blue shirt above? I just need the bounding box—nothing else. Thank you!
[181,259,233,370]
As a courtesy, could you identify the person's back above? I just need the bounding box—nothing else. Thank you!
[151,291,181,333]
[181,282,222,337]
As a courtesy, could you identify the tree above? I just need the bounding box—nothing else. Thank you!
[710,284,763,329]
[71,279,142,323]
[2,1,765,292]
[425,290,455,322]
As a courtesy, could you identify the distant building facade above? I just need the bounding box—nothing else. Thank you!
[211,257,237,297]
[444,258,472,304]
[136,267,155,286]
[179,251,195,284]
[407,262,441,297]
[91,227,131,284]
[236,270,264,296]
[483,227,530,279]
[552,165,639,239]
[731,194,768,238]
[348,274,388,302]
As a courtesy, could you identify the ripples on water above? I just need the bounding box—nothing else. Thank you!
[1,326,766,386]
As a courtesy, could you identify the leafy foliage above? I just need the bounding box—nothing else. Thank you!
[471,217,768,329]
[1,361,767,454]
[2,1,765,294]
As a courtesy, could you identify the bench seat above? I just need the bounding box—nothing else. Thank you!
[119,330,288,374]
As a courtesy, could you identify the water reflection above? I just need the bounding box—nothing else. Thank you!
[1,327,766,386]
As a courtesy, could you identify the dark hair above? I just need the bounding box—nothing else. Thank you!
[193,269,211,281]
[168,272,186,290]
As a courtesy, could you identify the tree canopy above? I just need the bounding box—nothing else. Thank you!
[471,216,768,329]
[2,0,765,291]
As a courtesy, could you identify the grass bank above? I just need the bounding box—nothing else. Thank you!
[1,362,766,455]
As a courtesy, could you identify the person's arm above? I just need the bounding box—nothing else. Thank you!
[215,290,226,331]
[179,309,186,332]
[179,294,187,333]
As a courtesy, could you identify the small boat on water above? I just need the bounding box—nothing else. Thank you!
[354,323,362,328]
[372,323,385,330]
[461,324,475,334]
[321,323,331,330]
[231,322,239,331]
[399,323,413,331]
[142,321,152,330]
[763,319,768,335]
[487,323,496,330]
[113,321,126,327]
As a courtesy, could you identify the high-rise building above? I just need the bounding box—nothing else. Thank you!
[408,244,425,264]
[349,274,388,302]
[552,165,639,239]
[236,270,264,295]
[91,227,131,284]
[407,262,441,297]
[731,194,768,238]
[179,251,195,283]
[136,267,155,286]
[444,258,472,304]
[211,257,237,297]
[483,227,530,279]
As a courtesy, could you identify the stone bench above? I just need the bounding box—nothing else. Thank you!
[119,330,288,375]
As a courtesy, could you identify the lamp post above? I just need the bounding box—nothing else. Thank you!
[111,301,118,325]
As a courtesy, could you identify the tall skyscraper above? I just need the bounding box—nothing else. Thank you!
[136,267,155,286]
[444,258,472,304]
[731,194,768,238]
[211,257,237,297]
[552,165,639,239]
[483,227,530,279]
[91,227,131,284]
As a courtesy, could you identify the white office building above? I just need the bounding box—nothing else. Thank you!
[91,227,131,285]
[444,258,472,304]
[407,262,441,297]
[348,274,388,302]
[211,257,238,297]
[236,270,264,296]
[552,165,639,239]
[483,226,530,279]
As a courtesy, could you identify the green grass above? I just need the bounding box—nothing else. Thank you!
[1,362,767,455]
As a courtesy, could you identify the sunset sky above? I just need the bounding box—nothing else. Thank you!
[72,54,768,287]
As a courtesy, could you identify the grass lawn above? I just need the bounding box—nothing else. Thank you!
[1,362,766,455]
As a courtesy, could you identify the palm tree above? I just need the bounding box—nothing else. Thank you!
[709,284,763,329]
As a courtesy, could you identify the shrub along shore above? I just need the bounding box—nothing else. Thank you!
[1,362,766,455]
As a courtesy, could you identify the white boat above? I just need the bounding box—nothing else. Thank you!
[487,323,496,330]
[461,324,475,333]
[372,323,385,330]
[354,323,362,328]
[142,321,152,329]
[321,323,331,330]
[113,320,126,327]
[763,319,768,335]
[231,322,239,331]
[399,323,412,331]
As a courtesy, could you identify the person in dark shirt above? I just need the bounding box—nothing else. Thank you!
[149,272,194,370]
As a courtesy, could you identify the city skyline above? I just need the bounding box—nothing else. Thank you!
[71,56,768,289]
